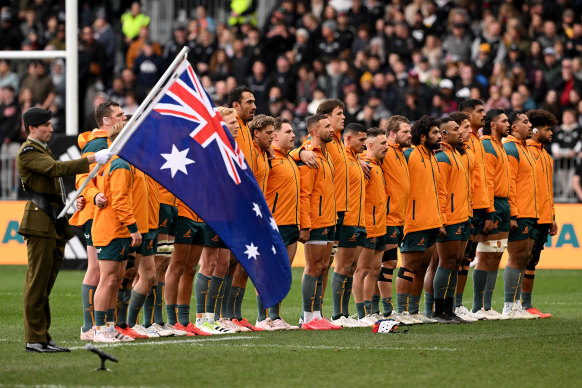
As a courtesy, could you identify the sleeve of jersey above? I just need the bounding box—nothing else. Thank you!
[505,150,519,218]
[289,139,312,162]
[437,159,450,225]
[550,158,556,220]
[298,163,316,230]
[109,168,138,233]
[76,163,101,203]
[482,142,497,214]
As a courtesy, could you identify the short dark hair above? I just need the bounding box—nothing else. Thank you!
[482,109,505,135]
[459,99,484,112]
[411,115,438,145]
[227,85,253,107]
[527,109,558,128]
[274,117,290,131]
[344,122,367,135]
[386,115,410,133]
[367,127,386,139]
[306,114,327,132]
[438,116,456,128]
[94,101,121,127]
[316,99,345,116]
[447,112,469,125]
[507,110,525,126]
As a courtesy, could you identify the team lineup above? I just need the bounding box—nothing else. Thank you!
[18,85,559,348]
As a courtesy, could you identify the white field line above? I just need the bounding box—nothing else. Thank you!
[68,335,260,350]
[234,343,458,352]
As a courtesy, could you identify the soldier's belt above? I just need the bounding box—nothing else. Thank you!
[25,188,67,236]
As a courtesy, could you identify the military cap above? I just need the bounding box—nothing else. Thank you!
[23,107,52,128]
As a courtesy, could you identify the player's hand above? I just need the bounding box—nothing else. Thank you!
[76,196,85,211]
[360,160,371,179]
[300,150,318,169]
[438,226,446,238]
[266,147,275,160]
[549,221,558,236]
[298,229,310,243]
[509,219,518,232]
[130,231,142,247]
[483,219,493,235]
[95,192,108,208]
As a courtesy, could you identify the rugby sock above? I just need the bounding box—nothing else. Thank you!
[207,275,223,317]
[177,304,190,326]
[194,273,211,315]
[154,281,165,325]
[484,270,498,310]
[364,300,372,316]
[331,272,348,320]
[233,287,246,320]
[396,293,409,313]
[521,292,532,309]
[409,295,420,314]
[225,286,242,319]
[456,259,470,307]
[142,286,156,327]
[106,308,115,323]
[424,292,434,317]
[343,276,353,317]
[448,270,458,300]
[371,294,380,314]
[472,269,488,312]
[127,290,147,327]
[504,266,522,303]
[81,284,96,332]
[221,275,233,319]
[95,310,106,327]
[166,304,178,325]
[455,292,464,308]
[257,295,267,322]
[516,269,524,302]
[302,274,318,313]
[314,275,324,313]
[269,302,281,321]
[356,302,366,319]
[433,266,452,300]
[116,289,127,328]
[382,297,393,316]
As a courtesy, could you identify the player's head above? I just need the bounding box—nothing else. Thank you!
[365,127,388,159]
[483,108,509,137]
[527,109,557,144]
[439,116,461,147]
[217,106,239,138]
[306,113,333,143]
[316,99,345,132]
[411,115,440,149]
[459,98,485,130]
[95,100,125,129]
[249,114,275,150]
[228,85,256,122]
[448,111,471,143]
[386,115,411,148]
[109,120,126,142]
[508,110,532,140]
[343,123,368,153]
[273,117,295,151]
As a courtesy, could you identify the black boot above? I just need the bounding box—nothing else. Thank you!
[432,298,458,324]
[445,297,469,324]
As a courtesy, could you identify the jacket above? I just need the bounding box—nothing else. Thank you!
[436,143,470,225]
[466,130,492,211]
[481,135,511,207]
[527,139,555,224]
[381,143,410,227]
[131,166,149,234]
[460,145,475,218]
[266,146,300,226]
[343,146,366,228]
[252,140,269,194]
[176,199,203,223]
[504,135,538,219]
[146,175,160,230]
[235,116,255,171]
[363,157,386,238]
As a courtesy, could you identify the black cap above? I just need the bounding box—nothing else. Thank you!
[23,107,52,128]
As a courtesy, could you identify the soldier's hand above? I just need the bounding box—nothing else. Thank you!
[483,219,493,235]
[550,221,558,236]
[76,196,85,211]
[438,226,446,238]
[298,229,310,243]
[509,219,518,232]
[92,149,113,164]
[360,160,371,179]
[300,150,318,169]
[130,231,142,247]
[95,192,108,208]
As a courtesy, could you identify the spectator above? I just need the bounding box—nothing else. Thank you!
[552,59,582,107]
[191,29,216,75]
[541,89,562,119]
[518,84,536,111]
[47,23,66,51]
[315,20,342,62]
[442,21,472,63]
[267,56,297,103]
[344,90,361,125]
[121,1,151,54]
[246,60,268,108]
[83,92,107,132]
[208,49,232,81]
[126,26,162,69]
[50,60,66,110]
[93,17,116,87]
[484,85,510,112]
[537,20,563,50]
[0,7,22,50]
[552,109,581,198]
[20,61,55,110]
[0,60,19,93]
[196,5,215,33]
[573,162,582,203]
[133,40,164,96]
[164,26,196,71]
[107,77,126,107]
[0,85,21,145]
[472,20,506,65]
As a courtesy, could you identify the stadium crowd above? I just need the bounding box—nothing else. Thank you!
[2,1,581,347]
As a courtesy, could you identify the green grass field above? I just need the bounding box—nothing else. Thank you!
[1,266,581,387]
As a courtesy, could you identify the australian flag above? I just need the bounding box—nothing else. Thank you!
[116,59,291,307]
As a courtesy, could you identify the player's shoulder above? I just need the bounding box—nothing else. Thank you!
[481,138,497,156]
[110,157,131,172]
[435,150,451,165]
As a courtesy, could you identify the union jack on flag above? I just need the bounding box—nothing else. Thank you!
[116,58,291,307]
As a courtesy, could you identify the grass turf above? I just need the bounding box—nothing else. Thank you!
[0,266,581,387]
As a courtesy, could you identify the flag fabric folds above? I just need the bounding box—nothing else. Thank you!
[116,59,291,307]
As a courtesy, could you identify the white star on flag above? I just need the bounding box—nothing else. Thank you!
[252,202,263,218]
[244,243,260,260]
[271,245,276,255]
[160,145,195,178]
[269,217,278,231]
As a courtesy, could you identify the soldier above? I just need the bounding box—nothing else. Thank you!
[17,107,112,352]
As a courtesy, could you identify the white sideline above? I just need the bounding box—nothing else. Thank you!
[68,335,260,350]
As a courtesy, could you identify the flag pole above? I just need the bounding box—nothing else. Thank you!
[58,47,190,218]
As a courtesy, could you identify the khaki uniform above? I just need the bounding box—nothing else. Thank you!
[16,137,89,343]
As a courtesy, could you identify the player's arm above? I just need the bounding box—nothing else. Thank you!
[504,144,519,219]
[298,162,316,232]
[109,166,141,246]
[482,140,497,214]
[436,155,450,225]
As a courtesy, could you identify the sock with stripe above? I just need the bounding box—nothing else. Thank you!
[342,276,353,317]
[269,302,282,321]
[142,286,156,327]
[233,287,246,320]
[194,273,211,316]
[356,302,366,319]
[302,274,318,313]
[371,294,380,314]
[154,281,165,325]
[448,270,458,300]
[433,266,453,300]
[127,289,147,327]
[382,297,393,316]
[364,300,372,316]
[257,295,268,322]
[95,310,106,327]
[220,275,233,319]
[166,304,178,325]
[314,275,324,314]
[521,292,532,309]
[409,294,420,314]
[177,304,190,326]
[396,293,409,313]
[503,266,522,303]
[106,308,115,323]
[472,269,488,313]
[331,272,347,320]
[81,284,96,332]
[424,292,434,317]
[206,275,223,318]
[484,270,498,310]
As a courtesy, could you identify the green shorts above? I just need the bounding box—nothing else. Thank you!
[140,229,159,256]
[158,204,178,236]
[279,224,300,246]
[174,216,205,245]
[82,219,93,247]
[509,218,538,242]
[334,212,345,242]
[401,228,440,253]
[438,221,470,242]
[360,234,386,251]
[308,225,335,242]
[470,208,490,236]
[96,238,131,261]
[203,223,226,248]
[491,197,510,234]
[338,226,367,248]
[385,225,404,246]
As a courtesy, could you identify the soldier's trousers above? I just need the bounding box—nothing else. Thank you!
[23,236,66,343]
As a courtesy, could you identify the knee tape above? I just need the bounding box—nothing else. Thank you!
[499,238,508,250]
[397,267,414,282]
[476,240,505,253]
[382,248,398,263]
[157,240,169,254]
[378,267,394,282]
